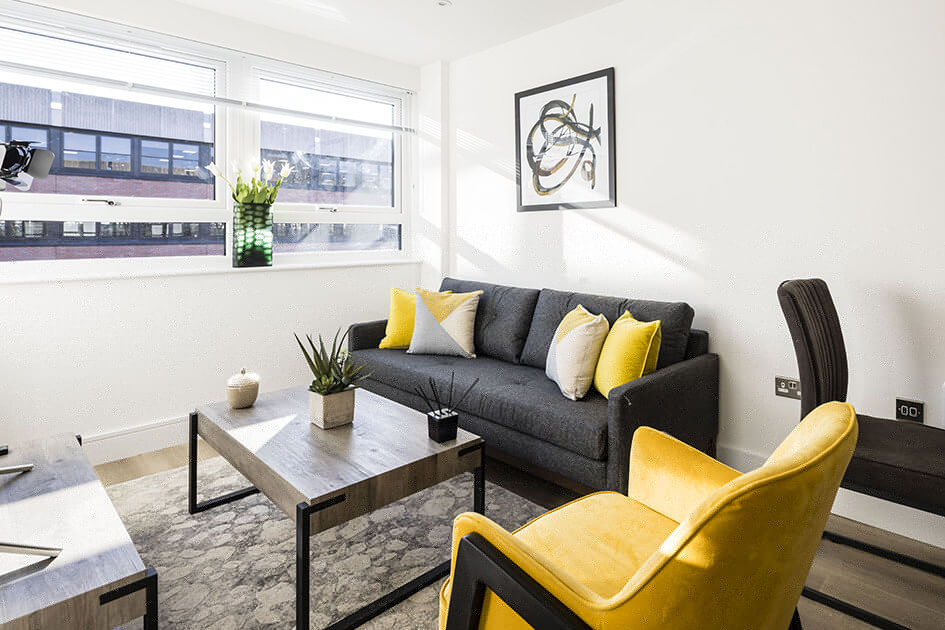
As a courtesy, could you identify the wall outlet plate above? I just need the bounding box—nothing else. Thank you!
[895,398,924,422]
[776,376,802,400]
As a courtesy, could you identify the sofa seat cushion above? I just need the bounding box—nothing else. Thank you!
[439,278,540,364]
[521,288,694,371]
[845,414,945,513]
[352,348,610,460]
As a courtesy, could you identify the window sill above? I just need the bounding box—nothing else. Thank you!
[0,257,420,285]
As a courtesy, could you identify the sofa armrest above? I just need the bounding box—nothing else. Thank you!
[605,352,720,493]
[628,427,739,522]
[348,320,388,352]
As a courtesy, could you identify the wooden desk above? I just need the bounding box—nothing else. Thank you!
[0,434,157,630]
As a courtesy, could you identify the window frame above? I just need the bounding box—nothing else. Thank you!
[0,4,413,275]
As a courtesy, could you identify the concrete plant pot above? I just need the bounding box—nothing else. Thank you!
[309,388,356,429]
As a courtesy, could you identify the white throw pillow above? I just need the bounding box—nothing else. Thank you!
[546,305,610,400]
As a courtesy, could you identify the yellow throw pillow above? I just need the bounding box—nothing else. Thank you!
[594,311,662,397]
[546,305,610,400]
[378,288,450,349]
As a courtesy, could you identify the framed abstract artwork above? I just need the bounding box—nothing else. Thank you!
[514,68,616,212]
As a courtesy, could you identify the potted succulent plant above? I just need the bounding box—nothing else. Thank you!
[294,328,370,429]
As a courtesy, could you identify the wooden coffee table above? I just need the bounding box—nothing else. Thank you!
[0,434,157,630]
[189,387,484,629]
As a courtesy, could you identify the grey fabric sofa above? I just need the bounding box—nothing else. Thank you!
[348,278,719,493]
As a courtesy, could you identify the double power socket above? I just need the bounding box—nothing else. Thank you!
[774,376,925,423]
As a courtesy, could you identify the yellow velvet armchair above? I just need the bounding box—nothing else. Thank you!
[439,401,858,630]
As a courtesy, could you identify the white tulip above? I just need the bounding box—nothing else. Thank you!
[280,161,294,179]
[205,162,222,178]
[262,159,276,182]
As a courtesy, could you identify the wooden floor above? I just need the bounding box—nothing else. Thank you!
[96,448,945,630]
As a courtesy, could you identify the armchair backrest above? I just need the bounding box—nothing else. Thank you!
[777,278,849,417]
[617,402,857,630]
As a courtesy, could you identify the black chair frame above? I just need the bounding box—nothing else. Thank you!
[779,278,943,630]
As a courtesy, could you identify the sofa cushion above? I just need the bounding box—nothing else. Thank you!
[521,288,694,371]
[352,348,609,460]
[439,278,540,364]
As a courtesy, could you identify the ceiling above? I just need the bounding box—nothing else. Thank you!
[177,0,622,66]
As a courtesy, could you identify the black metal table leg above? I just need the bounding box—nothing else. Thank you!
[474,460,485,516]
[144,567,159,630]
[188,411,259,514]
[300,445,486,630]
[460,442,486,516]
[296,494,347,629]
[100,566,158,629]
[297,501,311,630]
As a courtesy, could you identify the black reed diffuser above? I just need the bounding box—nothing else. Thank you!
[414,374,478,443]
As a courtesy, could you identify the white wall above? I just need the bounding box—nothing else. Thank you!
[0,1,421,460]
[443,0,945,545]
[2,263,418,462]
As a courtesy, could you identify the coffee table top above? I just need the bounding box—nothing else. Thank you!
[195,387,482,520]
[0,434,146,626]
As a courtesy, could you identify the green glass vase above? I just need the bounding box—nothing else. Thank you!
[232,202,273,267]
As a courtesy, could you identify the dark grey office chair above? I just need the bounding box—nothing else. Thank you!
[778,278,945,630]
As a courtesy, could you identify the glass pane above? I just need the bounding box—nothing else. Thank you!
[0,220,225,261]
[63,132,97,169]
[172,143,200,177]
[10,126,48,147]
[141,140,170,175]
[0,26,215,200]
[101,136,131,172]
[259,78,395,207]
[62,221,97,238]
[273,223,401,253]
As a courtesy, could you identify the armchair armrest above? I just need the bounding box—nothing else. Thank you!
[347,319,387,351]
[444,512,600,629]
[605,352,720,493]
[628,427,739,523]
[446,531,592,630]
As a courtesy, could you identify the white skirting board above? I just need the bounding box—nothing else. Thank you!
[717,443,945,550]
[82,415,189,466]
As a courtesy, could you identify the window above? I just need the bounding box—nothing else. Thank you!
[257,78,399,209]
[141,140,170,176]
[0,220,226,261]
[0,8,410,268]
[101,136,131,172]
[273,223,401,253]
[62,132,96,169]
[0,25,217,200]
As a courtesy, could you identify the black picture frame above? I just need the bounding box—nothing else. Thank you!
[514,68,616,212]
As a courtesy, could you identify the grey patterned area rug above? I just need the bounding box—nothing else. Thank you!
[106,457,545,629]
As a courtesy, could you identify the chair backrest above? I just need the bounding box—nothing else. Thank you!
[614,402,857,630]
[777,278,849,417]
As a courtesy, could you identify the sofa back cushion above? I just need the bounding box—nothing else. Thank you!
[439,278,540,364]
[521,288,695,371]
